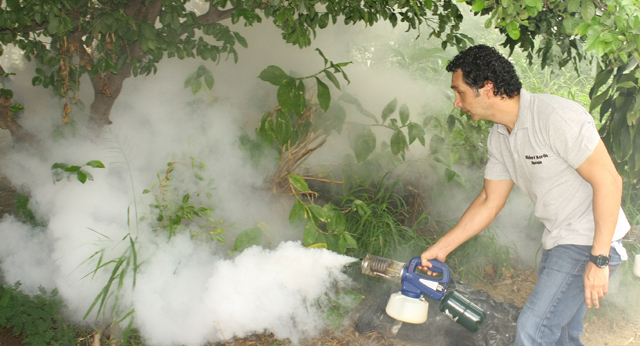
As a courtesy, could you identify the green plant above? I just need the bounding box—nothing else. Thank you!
[288,174,358,254]
[13,194,44,228]
[427,108,492,185]
[50,160,105,184]
[0,283,80,346]
[323,290,363,329]
[338,175,431,259]
[446,226,517,283]
[141,159,233,242]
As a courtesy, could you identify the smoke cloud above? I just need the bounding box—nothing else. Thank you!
[0,10,555,346]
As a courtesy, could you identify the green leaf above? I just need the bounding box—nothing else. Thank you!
[611,111,631,161]
[315,77,330,112]
[196,65,207,78]
[338,236,347,254]
[204,70,214,90]
[307,204,329,222]
[343,233,358,249]
[10,104,24,112]
[567,0,580,12]
[390,130,408,156]
[525,0,542,10]
[581,0,595,21]
[289,199,307,228]
[324,70,340,90]
[429,134,445,154]
[289,174,309,192]
[190,78,202,94]
[293,80,306,115]
[274,110,293,146]
[233,227,263,252]
[0,89,13,97]
[381,98,397,123]
[506,21,520,40]
[399,104,410,126]
[277,78,297,114]
[327,210,346,232]
[85,160,105,168]
[318,13,329,29]
[77,171,88,184]
[316,48,329,67]
[633,128,640,173]
[472,0,485,12]
[233,32,248,48]
[444,168,457,183]
[408,123,426,145]
[349,124,376,164]
[303,221,319,246]
[51,162,69,170]
[447,114,457,132]
[6,0,20,10]
[259,65,291,86]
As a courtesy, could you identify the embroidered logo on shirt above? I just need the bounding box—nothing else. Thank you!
[525,154,548,165]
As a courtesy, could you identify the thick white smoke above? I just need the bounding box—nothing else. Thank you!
[0,10,548,346]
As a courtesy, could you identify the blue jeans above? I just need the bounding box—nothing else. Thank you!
[515,243,622,346]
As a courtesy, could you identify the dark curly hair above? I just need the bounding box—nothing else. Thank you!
[446,45,521,99]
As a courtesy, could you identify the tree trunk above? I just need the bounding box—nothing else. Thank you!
[0,94,43,150]
[88,64,133,130]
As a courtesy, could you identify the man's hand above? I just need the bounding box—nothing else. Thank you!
[583,262,609,308]
[419,246,448,276]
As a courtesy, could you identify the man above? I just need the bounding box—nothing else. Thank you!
[419,45,630,345]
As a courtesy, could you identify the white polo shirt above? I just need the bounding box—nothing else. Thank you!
[484,89,630,249]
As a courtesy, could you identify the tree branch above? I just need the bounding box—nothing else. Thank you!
[198,6,234,25]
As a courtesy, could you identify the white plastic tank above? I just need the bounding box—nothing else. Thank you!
[385,292,429,324]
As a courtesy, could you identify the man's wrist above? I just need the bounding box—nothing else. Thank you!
[589,253,611,268]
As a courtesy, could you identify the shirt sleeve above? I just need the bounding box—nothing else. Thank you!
[484,128,512,181]
[548,106,600,169]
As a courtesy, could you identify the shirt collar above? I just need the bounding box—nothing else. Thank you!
[496,88,530,135]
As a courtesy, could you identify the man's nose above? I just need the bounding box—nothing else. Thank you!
[453,97,462,108]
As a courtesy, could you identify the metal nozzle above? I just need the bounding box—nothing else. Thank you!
[361,254,405,283]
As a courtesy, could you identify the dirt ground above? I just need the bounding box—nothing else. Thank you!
[0,176,639,346]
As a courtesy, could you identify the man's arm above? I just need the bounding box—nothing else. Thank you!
[576,140,623,309]
[419,178,514,270]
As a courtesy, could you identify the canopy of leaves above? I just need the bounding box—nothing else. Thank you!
[0,0,639,180]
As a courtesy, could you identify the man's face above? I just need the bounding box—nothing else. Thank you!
[450,70,490,121]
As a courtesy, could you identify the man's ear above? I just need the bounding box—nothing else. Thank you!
[483,81,495,97]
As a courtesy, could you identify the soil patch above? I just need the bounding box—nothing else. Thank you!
[0,327,24,346]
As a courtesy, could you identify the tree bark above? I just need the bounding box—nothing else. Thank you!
[85,1,234,131]
[0,95,43,150]
[88,64,132,129]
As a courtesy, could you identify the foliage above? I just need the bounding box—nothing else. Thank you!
[462,0,640,182]
[447,226,517,283]
[323,290,363,329]
[82,231,138,331]
[0,283,79,346]
[184,64,215,95]
[338,175,430,259]
[427,108,491,184]
[13,194,44,228]
[141,159,232,241]
[287,174,358,254]
[231,222,272,253]
[255,50,351,193]
[0,0,475,127]
[50,160,105,184]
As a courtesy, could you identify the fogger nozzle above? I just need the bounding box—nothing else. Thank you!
[360,254,406,283]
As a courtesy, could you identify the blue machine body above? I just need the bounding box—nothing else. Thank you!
[400,257,450,301]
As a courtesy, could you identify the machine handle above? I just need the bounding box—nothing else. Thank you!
[401,257,450,301]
